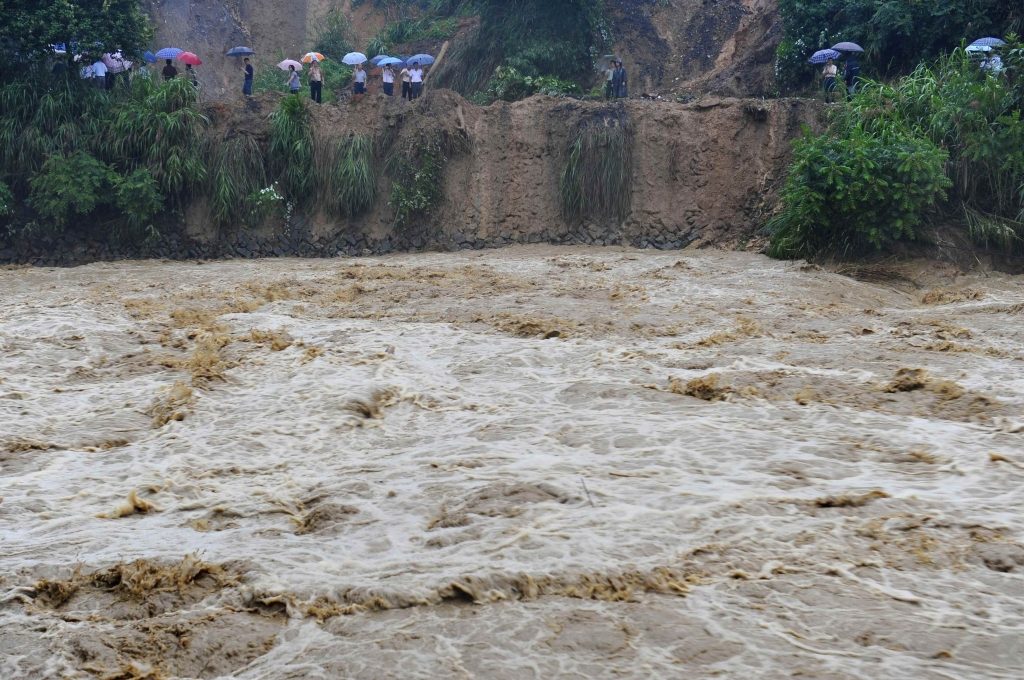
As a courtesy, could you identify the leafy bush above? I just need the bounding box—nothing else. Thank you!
[475,66,580,103]
[0,180,14,217]
[112,169,163,237]
[386,129,468,228]
[269,95,315,203]
[206,134,267,227]
[316,134,377,218]
[29,151,113,226]
[766,127,950,257]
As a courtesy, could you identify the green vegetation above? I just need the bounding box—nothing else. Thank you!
[386,129,469,228]
[768,45,1024,258]
[367,16,459,57]
[251,57,353,104]
[269,95,316,204]
[775,0,1021,91]
[313,8,354,61]
[316,135,377,217]
[560,117,632,225]
[207,134,268,228]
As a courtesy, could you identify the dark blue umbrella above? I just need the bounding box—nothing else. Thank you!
[970,37,1006,48]
[408,54,434,66]
[809,49,842,65]
[155,47,183,60]
[226,46,255,57]
[832,42,864,53]
[370,54,391,66]
[143,50,157,64]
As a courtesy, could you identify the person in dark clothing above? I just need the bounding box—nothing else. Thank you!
[844,55,860,95]
[242,58,254,96]
[185,63,198,87]
[611,60,628,99]
[162,59,178,81]
[308,60,323,103]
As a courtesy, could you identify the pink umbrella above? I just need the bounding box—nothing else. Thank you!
[277,59,303,71]
[177,52,203,66]
[102,51,133,74]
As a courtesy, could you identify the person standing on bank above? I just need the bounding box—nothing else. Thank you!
[242,58,254,97]
[843,53,860,96]
[287,64,301,94]
[352,62,367,101]
[605,62,615,100]
[400,65,412,100]
[382,64,396,96]
[309,59,323,103]
[185,63,198,88]
[409,61,424,99]
[162,58,178,81]
[91,57,108,89]
[822,57,838,102]
[612,60,627,98]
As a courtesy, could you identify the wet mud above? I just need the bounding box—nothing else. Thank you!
[1,246,1023,678]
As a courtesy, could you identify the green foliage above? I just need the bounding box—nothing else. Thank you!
[269,95,315,203]
[775,0,1020,90]
[316,135,377,218]
[0,180,14,217]
[313,8,353,61]
[112,168,163,236]
[367,16,459,57]
[252,58,352,104]
[766,127,950,258]
[386,129,468,228]
[28,151,113,226]
[0,0,153,71]
[433,0,610,99]
[560,117,632,225]
[207,134,268,227]
[474,65,580,103]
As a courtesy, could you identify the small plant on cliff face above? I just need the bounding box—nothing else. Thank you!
[316,134,377,218]
[385,129,469,228]
[206,134,268,228]
[269,96,315,203]
[560,118,632,225]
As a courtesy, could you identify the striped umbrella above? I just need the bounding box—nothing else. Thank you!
[155,47,183,60]
[809,49,841,65]
[302,52,326,63]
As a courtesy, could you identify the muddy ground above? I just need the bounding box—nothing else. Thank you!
[2,246,1022,678]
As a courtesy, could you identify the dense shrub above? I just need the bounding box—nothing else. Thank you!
[28,151,114,227]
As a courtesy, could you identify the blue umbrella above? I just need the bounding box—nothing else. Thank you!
[831,42,864,53]
[143,50,157,64]
[970,37,1006,48]
[155,47,183,60]
[378,57,404,68]
[226,46,255,57]
[408,54,434,66]
[809,49,842,65]
[370,54,391,65]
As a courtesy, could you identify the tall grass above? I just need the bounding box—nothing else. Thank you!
[315,134,377,217]
[560,117,632,225]
[269,95,315,202]
[206,134,268,227]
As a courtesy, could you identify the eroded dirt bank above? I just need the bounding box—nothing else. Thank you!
[2,246,1023,678]
[0,91,820,266]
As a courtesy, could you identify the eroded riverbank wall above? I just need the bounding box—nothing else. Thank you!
[0,91,821,266]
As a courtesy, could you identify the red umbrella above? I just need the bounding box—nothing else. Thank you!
[178,52,203,66]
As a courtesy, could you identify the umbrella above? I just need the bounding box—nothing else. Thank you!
[155,47,183,60]
[51,43,67,55]
[342,52,367,65]
[408,53,434,66]
[831,42,865,53]
[370,55,391,66]
[378,57,404,68]
[302,52,326,64]
[226,46,255,57]
[178,52,203,66]
[103,51,133,73]
[277,59,303,71]
[597,54,621,70]
[143,51,157,64]
[809,49,842,65]
[970,37,1006,48]
[966,45,993,54]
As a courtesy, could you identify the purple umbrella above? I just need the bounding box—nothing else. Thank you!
[809,49,842,65]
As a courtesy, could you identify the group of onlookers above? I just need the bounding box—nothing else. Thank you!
[273,59,428,103]
[821,55,859,102]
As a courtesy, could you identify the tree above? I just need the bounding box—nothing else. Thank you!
[0,0,152,67]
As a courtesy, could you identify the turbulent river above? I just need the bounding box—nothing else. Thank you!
[1,246,1023,679]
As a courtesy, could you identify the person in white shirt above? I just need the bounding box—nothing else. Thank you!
[822,58,838,102]
[400,66,412,100]
[353,63,367,101]
[91,59,108,89]
[409,62,424,99]
[382,65,395,96]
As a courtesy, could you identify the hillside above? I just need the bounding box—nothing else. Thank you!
[145,0,780,98]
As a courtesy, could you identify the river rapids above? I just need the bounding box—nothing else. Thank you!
[1,246,1023,679]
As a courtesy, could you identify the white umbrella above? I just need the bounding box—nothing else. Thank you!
[342,52,367,65]
[277,59,303,71]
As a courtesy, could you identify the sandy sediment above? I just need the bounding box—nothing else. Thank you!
[1,246,1023,678]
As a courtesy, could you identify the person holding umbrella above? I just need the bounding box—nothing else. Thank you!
[382,63,396,96]
[400,65,413,100]
[185,63,199,87]
[409,61,424,99]
[287,64,301,94]
[309,59,323,103]
[162,59,178,81]
[353,62,367,100]
[242,58,254,97]
[822,58,838,101]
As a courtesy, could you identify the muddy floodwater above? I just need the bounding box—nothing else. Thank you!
[1,246,1023,679]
